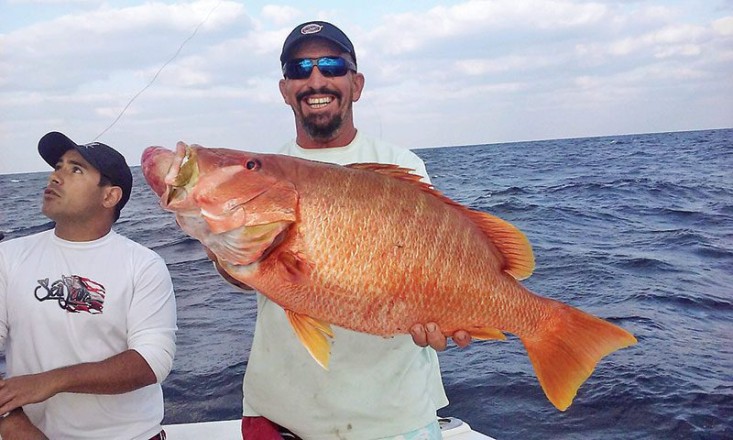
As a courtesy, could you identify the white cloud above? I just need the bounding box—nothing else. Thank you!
[712,15,733,35]
[261,5,301,26]
[1,0,731,174]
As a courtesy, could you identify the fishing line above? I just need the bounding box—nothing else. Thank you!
[94,0,223,141]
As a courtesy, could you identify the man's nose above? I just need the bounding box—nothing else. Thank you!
[48,169,62,185]
[307,67,330,87]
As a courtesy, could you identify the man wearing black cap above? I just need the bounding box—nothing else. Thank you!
[0,132,177,439]
[241,21,471,440]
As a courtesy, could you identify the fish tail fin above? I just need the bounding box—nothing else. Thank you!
[520,299,637,411]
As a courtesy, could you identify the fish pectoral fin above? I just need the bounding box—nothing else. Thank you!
[469,326,507,340]
[285,310,334,370]
[278,251,312,284]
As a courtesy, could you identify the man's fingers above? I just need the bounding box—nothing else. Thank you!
[452,330,472,348]
[410,324,428,347]
[425,323,447,351]
[411,324,472,351]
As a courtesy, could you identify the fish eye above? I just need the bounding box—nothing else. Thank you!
[245,159,261,171]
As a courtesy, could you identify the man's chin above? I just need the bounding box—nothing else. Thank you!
[303,115,343,140]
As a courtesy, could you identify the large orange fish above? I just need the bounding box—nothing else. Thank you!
[141,141,636,411]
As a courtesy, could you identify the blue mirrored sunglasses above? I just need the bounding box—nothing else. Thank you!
[282,56,357,80]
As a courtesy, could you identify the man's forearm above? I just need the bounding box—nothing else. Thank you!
[49,349,157,394]
[0,349,157,415]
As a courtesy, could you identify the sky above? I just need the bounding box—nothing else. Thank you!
[1,0,732,175]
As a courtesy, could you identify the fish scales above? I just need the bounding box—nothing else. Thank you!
[282,162,508,334]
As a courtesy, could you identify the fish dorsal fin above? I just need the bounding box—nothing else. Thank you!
[346,162,534,279]
[464,209,535,280]
[425,190,535,279]
[285,310,334,370]
[345,163,425,184]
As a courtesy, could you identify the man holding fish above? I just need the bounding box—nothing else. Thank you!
[240,21,470,440]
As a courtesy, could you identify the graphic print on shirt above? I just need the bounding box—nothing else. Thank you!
[34,275,106,314]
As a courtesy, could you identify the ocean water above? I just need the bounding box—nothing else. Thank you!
[0,128,731,439]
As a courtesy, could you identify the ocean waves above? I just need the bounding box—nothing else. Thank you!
[1,128,731,439]
[421,129,733,438]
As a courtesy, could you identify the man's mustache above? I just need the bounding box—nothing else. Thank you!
[297,88,342,101]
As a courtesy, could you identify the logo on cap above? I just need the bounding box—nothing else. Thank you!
[300,23,323,35]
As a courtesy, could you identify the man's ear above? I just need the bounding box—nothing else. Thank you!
[352,72,365,102]
[279,78,291,105]
[103,186,123,210]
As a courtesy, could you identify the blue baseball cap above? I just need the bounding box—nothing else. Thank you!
[38,131,133,220]
[280,21,356,69]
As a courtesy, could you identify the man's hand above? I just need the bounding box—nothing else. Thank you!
[0,373,57,416]
[410,323,472,351]
[0,409,49,440]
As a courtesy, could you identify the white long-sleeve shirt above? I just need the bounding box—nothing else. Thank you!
[0,229,177,440]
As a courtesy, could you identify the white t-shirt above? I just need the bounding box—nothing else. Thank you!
[0,229,177,440]
[243,132,448,440]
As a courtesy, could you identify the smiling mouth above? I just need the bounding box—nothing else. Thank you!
[306,96,333,109]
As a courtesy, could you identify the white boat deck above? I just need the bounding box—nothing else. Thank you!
[163,417,496,439]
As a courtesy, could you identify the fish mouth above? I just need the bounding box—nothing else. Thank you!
[141,146,174,197]
[141,142,200,210]
[162,142,199,207]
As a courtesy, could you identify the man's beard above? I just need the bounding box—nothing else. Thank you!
[302,113,343,141]
[297,87,344,141]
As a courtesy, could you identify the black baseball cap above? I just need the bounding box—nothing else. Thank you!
[280,21,356,68]
[38,131,133,220]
